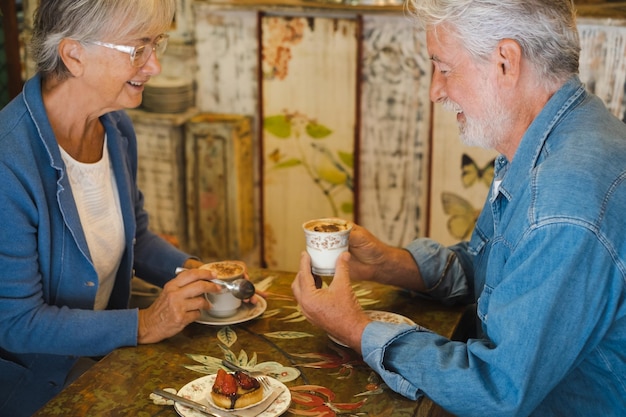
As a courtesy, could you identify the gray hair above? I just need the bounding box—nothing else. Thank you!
[408,0,580,90]
[32,0,176,80]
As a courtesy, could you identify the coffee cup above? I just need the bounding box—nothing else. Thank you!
[200,261,246,318]
[302,218,353,281]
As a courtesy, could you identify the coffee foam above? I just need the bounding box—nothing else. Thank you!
[304,220,350,233]
[201,262,245,279]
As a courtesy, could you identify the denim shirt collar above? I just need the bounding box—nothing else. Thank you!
[492,76,587,203]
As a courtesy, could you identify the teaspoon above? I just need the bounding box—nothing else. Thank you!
[211,278,255,299]
[175,267,256,299]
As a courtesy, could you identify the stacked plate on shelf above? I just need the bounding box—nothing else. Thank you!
[142,76,194,114]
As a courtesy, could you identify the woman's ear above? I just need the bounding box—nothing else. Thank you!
[58,38,85,77]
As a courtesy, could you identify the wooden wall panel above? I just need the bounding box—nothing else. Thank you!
[261,15,358,272]
[359,15,431,247]
[578,19,626,122]
[194,6,259,115]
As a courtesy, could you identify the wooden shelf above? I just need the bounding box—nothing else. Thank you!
[200,0,626,19]
[576,3,626,20]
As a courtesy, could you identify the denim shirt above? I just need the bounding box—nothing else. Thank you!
[361,77,626,416]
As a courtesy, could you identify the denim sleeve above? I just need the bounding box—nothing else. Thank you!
[363,225,626,416]
[361,322,430,400]
[404,238,475,305]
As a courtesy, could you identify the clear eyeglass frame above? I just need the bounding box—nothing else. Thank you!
[89,33,169,67]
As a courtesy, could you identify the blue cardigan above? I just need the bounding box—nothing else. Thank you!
[0,74,192,416]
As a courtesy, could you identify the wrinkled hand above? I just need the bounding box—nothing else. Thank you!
[348,224,425,291]
[194,258,260,303]
[347,224,391,281]
[137,268,219,344]
[292,251,371,353]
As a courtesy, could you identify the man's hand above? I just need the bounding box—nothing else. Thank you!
[292,251,371,353]
[348,224,426,291]
[347,224,390,281]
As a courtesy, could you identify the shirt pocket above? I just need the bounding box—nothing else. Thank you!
[468,221,489,256]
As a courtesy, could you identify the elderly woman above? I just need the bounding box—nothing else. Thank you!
[0,1,220,415]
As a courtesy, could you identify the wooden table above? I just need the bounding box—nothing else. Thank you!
[33,268,468,417]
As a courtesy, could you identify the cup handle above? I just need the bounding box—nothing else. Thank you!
[312,272,323,289]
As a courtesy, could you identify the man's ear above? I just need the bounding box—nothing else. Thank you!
[495,38,522,87]
[58,38,85,77]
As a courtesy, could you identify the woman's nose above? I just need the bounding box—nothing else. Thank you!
[141,50,162,76]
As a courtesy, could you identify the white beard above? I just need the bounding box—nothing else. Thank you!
[441,85,511,150]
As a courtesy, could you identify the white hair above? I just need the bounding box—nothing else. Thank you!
[32,0,176,80]
[408,0,580,91]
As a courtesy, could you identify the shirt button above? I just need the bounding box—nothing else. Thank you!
[85,281,95,287]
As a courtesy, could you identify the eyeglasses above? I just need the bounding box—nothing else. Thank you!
[89,33,169,67]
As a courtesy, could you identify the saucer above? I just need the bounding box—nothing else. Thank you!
[328,310,416,347]
[195,296,267,326]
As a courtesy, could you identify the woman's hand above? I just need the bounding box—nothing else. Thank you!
[137,268,218,344]
[183,258,204,269]
[184,259,260,303]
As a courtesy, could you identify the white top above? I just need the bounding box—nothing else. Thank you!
[60,136,125,310]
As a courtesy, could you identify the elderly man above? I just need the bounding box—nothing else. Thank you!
[292,0,626,415]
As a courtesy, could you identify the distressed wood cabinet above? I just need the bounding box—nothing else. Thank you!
[127,108,195,249]
[185,114,256,262]
[129,109,256,263]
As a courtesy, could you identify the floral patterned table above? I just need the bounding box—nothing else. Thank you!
[33,268,468,417]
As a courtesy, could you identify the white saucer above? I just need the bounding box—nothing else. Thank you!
[174,374,291,417]
[329,310,416,347]
[195,296,267,325]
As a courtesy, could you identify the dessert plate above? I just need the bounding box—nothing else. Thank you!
[195,296,267,325]
[174,374,291,417]
[328,310,416,347]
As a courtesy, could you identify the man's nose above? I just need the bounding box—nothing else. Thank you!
[429,70,446,103]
